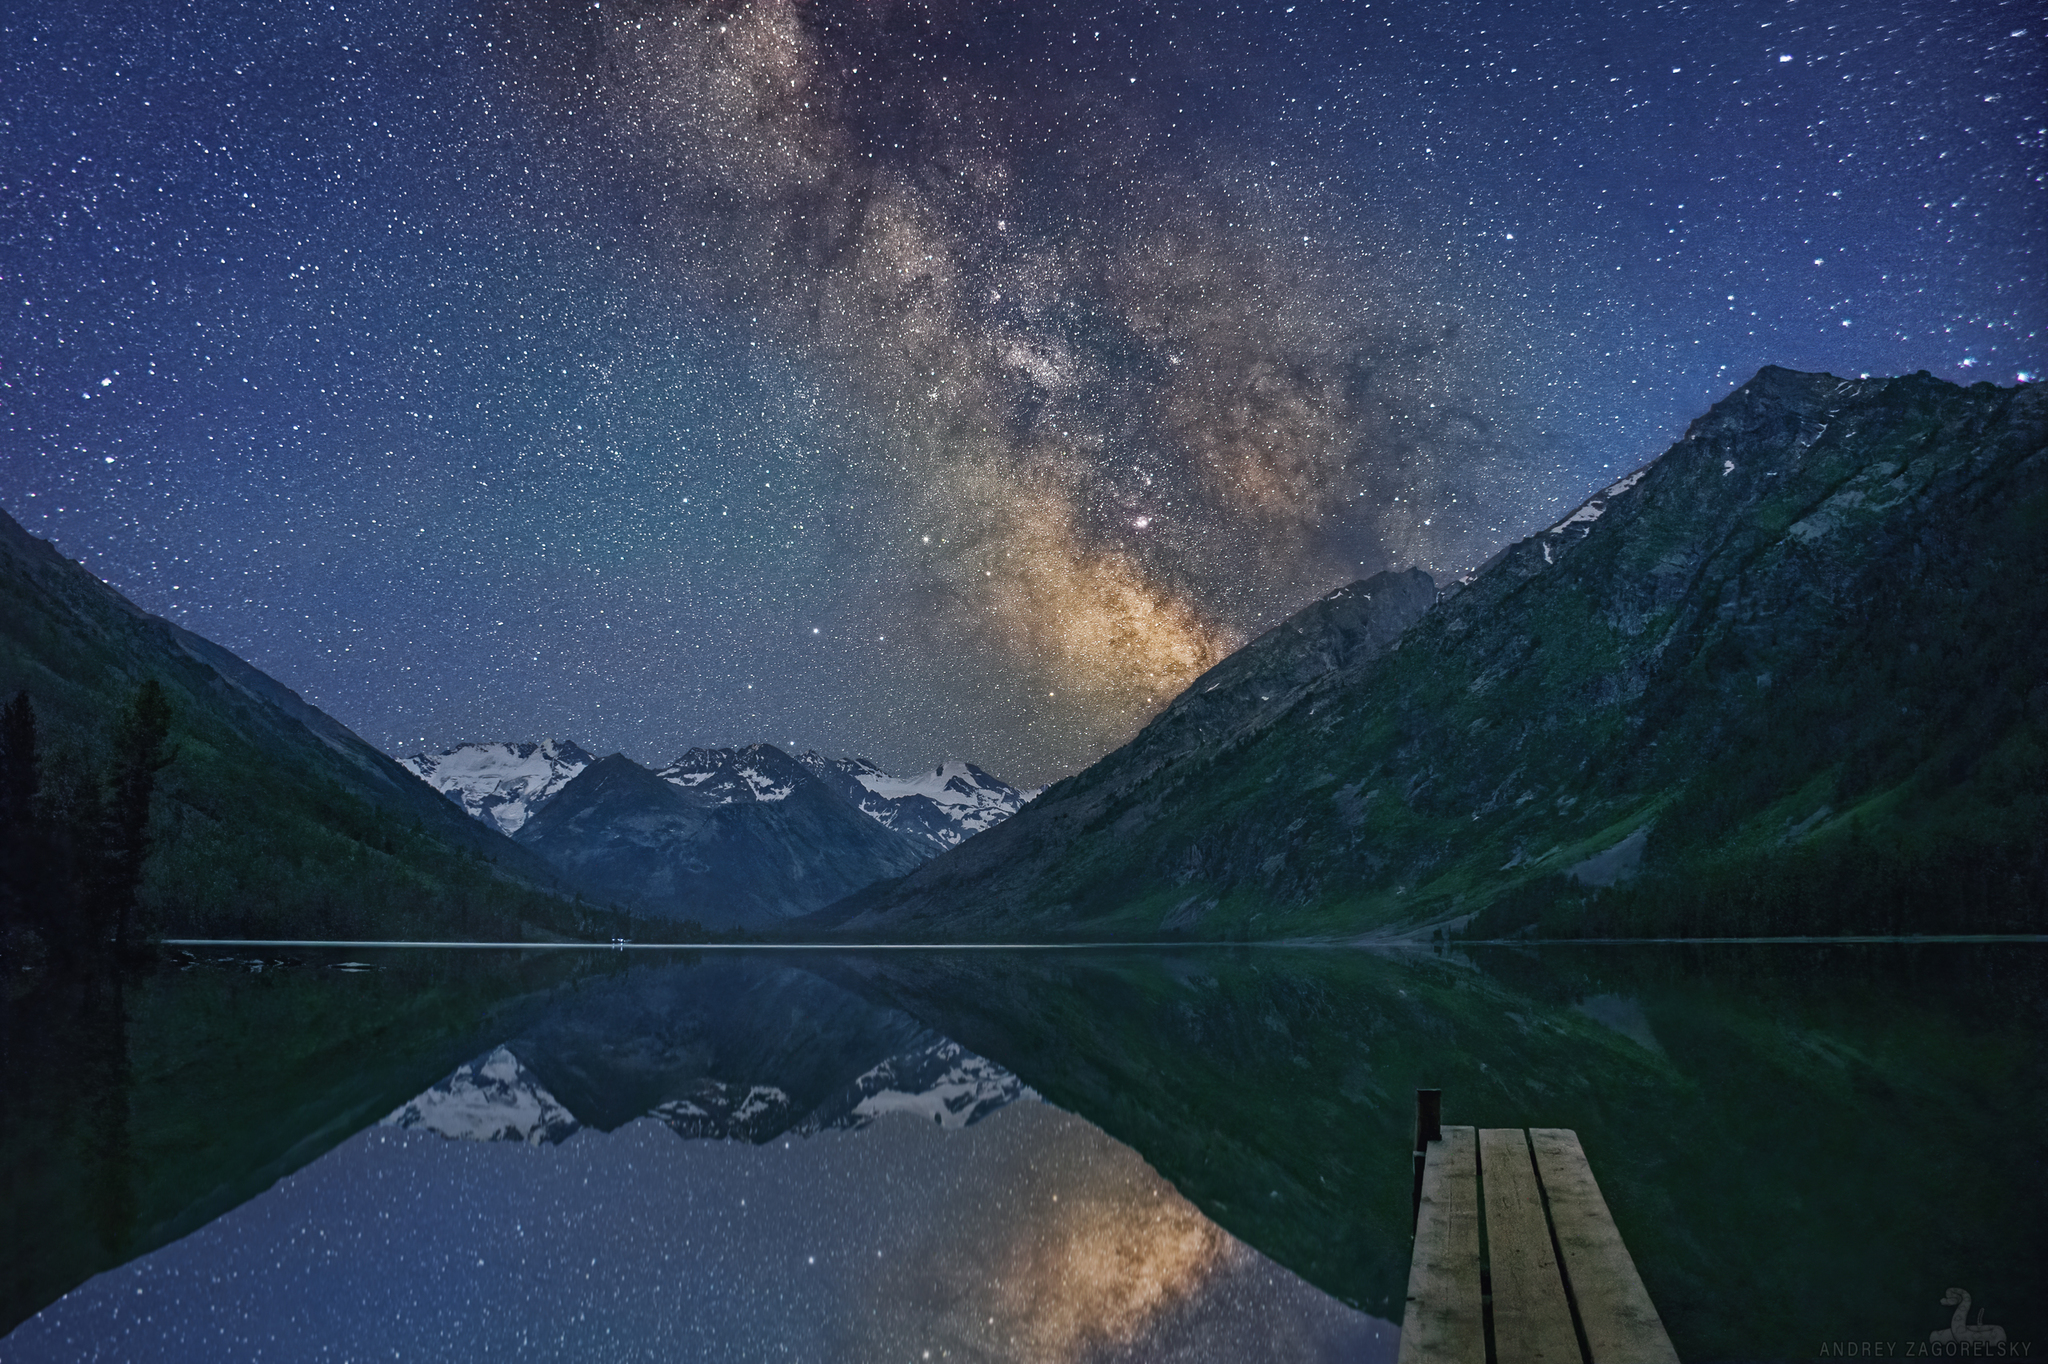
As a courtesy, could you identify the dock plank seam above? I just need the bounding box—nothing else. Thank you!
[1528,1129,1680,1364]
[1400,1101,1681,1364]
[1479,1127,1582,1364]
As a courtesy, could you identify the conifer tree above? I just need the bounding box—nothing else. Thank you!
[32,729,103,962]
[103,680,174,954]
[0,690,41,941]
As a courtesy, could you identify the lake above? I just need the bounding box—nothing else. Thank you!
[2,942,2041,1360]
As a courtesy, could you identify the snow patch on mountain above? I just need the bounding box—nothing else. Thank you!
[655,744,807,804]
[381,1038,1036,1149]
[1537,465,1654,556]
[380,1046,581,1145]
[405,734,1027,853]
[398,739,594,834]
[812,1040,1039,1131]
[642,1044,1035,1142]
[650,745,1030,849]
[850,758,1020,810]
[800,754,1034,850]
[648,1082,799,1142]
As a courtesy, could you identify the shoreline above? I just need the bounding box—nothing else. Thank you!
[157,934,2048,950]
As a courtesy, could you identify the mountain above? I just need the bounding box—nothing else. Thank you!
[805,564,1440,938]
[514,749,933,929]
[645,1038,1036,1139]
[816,368,2047,940]
[805,1038,1037,1131]
[377,959,1039,1145]
[380,1045,582,1145]
[797,755,1034,850]
[404,737,1030,853]
[661,745,1032,849]
[655,743,814,803]
[393,739,1027,915]
[398,739,594,834]
[384,1038,1034,1146]
[0,506,587,943]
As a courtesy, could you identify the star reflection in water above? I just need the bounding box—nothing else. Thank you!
[2,1048,1395,1363]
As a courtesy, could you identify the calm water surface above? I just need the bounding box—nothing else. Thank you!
[2,943,2041,1360]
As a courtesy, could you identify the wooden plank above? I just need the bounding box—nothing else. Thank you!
[1398,1125,1484,1364]
[1529,1128,1680,1364]
[1479,1127,1584,1364]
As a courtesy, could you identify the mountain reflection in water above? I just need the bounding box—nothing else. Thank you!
[0,955,1394,1363]
[1,944,2041,1359]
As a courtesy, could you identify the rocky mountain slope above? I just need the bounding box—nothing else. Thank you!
[514,750,932,929]
[0,508,580,942]
[398,740,594,834]
[816,368,2047,939]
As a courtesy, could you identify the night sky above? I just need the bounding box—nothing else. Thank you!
[3,0,2040,785]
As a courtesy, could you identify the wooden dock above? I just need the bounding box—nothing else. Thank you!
[1399,1091,1679,1364]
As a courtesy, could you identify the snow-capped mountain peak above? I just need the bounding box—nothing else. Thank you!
[385,1037,1033,1147]
[654,743,810,803]
[380,1045,581,1145]
[799,753,1034,850]
[648,1083,798,1142]
[398,739,594,834]
[815,1039,1039,1131]
[404,734,1030,852]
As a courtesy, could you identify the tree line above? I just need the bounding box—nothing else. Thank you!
[0,682,173,964]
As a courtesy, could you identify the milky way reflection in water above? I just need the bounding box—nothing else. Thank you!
[0,952,1394,1363]
[1,943,2042,1359]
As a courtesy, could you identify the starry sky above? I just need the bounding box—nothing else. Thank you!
[3,0,2041,785]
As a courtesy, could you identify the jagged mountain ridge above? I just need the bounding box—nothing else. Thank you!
[378,959,1039,1145]
[399,739,595,834]
[815,368,2047,939]
[799,755,1034,850]
[656,743,811,803]
[653,744,1034,850]
[513,752,932,929]
[410,739,1030,852]
[382,1038,1035,1146]
[0,507,575,939]
[381,1045,582,1145]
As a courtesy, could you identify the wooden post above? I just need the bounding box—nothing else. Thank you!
[1412,1088,1443,1228]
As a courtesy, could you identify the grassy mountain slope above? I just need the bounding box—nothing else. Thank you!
[823,368,2047,940]
[0,506,598,942]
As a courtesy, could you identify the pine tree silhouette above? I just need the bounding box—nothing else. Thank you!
[0,690,42,944]
[102,680,175,955]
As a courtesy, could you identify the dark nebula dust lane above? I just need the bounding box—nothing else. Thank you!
[499,0,1533,761]
[2,0,2038,783]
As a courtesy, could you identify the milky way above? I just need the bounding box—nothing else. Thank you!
[2,0,2039,782]
[500,0,1530,760]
